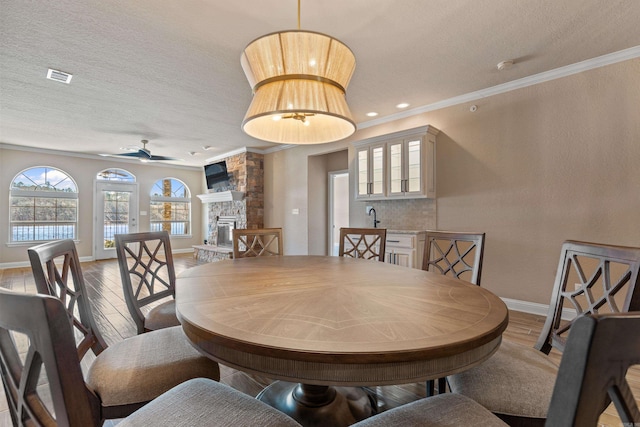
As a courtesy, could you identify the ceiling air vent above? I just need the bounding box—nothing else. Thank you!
[46,68,73,84]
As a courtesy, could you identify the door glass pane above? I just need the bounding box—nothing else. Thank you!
[358,150,368,195]
[372,147,384,195]
[389,143,402,193]
[103,191,130,249]
[407,140,421,192]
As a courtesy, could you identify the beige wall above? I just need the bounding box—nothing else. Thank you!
[0,147,204,264]
[307,150,349,255]
[265,58,640,304]
[265,143,350,255]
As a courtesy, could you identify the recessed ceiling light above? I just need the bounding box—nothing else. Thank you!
[188,151,198,156]
[396,103,409,109]
[202,146,213,150]
[366,112,378,117]
[46,68,72,84]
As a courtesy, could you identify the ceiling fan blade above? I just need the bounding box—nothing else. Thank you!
[112,151,146,158]
[149,155,182,161]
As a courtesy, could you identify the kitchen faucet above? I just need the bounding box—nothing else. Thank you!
[368,208,381,228]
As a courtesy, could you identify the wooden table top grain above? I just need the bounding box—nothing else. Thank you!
[176,255,509,386]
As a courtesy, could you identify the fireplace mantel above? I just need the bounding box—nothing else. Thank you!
[197,191,245,203]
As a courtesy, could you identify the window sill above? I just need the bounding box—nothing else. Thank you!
[6,239,81,248]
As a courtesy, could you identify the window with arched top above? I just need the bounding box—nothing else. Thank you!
[97,168,136,182]
[10,166,79,242]
[149,178,191,236]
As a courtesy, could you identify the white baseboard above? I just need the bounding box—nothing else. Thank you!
[502,297,576,321]
[0,261,30,269]
[172,248,194,254]
[0,255,95,270]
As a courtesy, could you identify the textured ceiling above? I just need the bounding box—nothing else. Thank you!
[1,0,639,167]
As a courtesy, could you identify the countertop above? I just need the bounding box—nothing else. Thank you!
[386,229,426,235]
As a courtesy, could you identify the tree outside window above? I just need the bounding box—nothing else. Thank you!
[10,166,78,242]
[150,178,191,236]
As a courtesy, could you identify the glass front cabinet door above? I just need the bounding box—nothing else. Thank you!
[387,137,424,197]
[356,143,385,199]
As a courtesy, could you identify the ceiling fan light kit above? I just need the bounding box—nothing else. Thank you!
[240,1,356,145]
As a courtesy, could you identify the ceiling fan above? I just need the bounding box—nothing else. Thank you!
[100,140,182,162]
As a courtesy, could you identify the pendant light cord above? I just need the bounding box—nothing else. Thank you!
[297,0,301,29]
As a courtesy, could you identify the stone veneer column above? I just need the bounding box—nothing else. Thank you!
[244,152,264,230]
[207,151,264,241]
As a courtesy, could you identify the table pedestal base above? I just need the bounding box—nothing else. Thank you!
[257,382,377,427]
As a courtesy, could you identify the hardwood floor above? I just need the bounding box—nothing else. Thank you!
[0,253,635,426]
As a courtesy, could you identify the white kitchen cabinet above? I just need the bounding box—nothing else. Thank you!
[385,231,425,269]
[356,143,385,199]
[354,126,438,200]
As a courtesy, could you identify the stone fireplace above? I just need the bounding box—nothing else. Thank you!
[202,150,264,245]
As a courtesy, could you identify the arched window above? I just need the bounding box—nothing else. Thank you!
[10,166,79,242]
[97,168,136,182]
[149,178,191,236]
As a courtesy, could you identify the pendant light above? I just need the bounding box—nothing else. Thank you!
[240,0,356,144]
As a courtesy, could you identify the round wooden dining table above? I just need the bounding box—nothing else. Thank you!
[176,255,508,426]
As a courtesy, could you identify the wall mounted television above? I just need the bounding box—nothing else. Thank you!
[204,161,231,191]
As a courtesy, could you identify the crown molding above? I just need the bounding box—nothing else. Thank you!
[358,45,640,130]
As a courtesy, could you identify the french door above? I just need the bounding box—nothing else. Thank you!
[94,181,138,260]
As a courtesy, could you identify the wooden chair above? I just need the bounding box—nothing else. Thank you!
[27,239,221,422]
[338,227,387,262]
[233,228,283,258]
[421,230,485,396]
[352,313,640,427]
[0,288,302,427]
[447,240,640,426]
[115,231,180,334]
[422,230,486,285]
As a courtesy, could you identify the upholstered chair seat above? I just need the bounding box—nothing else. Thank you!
[87,326,218,408]
[447,340,558,420]
[352,394,507,427]
[119,378,302,427]
[144,299,181,330]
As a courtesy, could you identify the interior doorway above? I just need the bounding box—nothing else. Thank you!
[328,171,349,256]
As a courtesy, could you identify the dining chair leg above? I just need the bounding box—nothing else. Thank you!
[438,378,447,394]
[426,380,435,397]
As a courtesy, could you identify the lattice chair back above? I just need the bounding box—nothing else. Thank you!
[27,239,108,360]
[546,313,640,426]
[115,231,178,334]
[535,240,640,354]
[0,288,102,426]
[422,231,486,285]
[233,228,283,258]
[338,228,387,262]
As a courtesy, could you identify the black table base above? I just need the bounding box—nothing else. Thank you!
[257,382,377,427]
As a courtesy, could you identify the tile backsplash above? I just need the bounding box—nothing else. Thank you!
[353,198,436,231]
